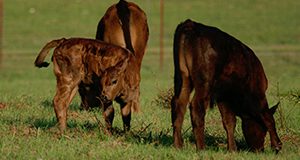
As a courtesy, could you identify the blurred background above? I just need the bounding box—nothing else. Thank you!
[3,0,300,54]
[2,0,299,95]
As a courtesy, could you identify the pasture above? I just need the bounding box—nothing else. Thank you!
[1,0,300,159]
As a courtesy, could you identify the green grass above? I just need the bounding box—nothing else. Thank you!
[1,0,300,159]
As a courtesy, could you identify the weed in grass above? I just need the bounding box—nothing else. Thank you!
[152,87,174,109]
[124,123,173,146]
[286,90,300,105]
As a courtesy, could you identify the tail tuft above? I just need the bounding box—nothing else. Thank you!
[34,38,66,68]
[173,19,195,97]
[35,62,50,68]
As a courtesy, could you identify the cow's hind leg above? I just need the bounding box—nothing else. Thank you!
[171,77,192,148]
[52,56,82,133]
[218,102,237,151]
[189,88,209,150]
[53,74,80,133]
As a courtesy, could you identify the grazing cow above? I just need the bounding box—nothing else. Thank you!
[99,54,140,132]
[34,38,131,132]
[171,19,282,152]
[79,0,149,112]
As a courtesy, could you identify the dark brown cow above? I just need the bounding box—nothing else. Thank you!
[34,38,131,132]
[79,0,149,113]
[171,19,282,152]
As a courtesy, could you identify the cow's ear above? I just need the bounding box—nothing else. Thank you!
[270,102,280,115]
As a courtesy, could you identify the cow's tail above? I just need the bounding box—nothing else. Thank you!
[173,22,184,98]
[173,19,194,97]
[34,38,66,68]
[95,18,105,40]
[116,0,135,54]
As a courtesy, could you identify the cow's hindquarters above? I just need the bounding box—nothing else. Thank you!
[52,51,82,132]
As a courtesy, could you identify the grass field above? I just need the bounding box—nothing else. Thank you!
[1,0,300,159]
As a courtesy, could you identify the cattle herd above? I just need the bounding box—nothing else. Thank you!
[34,0,282,153]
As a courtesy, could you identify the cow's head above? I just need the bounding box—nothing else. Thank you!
[100,58,129,101]
[242,117,267,152]
[242,103,280,152]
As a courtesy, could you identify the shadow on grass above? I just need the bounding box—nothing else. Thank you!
[31,118,57,129]
[30,117,250,150]
[187,133,249,151]
[121,127,249,151]
[31,118,101,132]
[28,116,250,151]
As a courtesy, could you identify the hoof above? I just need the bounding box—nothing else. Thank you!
[272,142,282,154]
[173,137,184,149]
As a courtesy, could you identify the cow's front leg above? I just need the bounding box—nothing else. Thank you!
[121,103,131,132]
[102,100,114,135]
[218,102,237,151]
[116,98,131,132]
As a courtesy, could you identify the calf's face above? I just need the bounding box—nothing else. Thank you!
[100,59,128,100]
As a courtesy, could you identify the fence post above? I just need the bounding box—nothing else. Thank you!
[159,0,164,70]
[0,0,3,68]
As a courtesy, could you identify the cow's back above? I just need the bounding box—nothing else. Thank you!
[174,20,268,109]
[96,1,149,68]
[53,38,131,78]
[208,29,268,104]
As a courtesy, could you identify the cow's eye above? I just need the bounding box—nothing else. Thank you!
[112,79,117,85]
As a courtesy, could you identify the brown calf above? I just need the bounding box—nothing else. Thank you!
[99,54,140,132]
[79,0,149,111]
[34,38,131,132]
[171,19,282,152]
